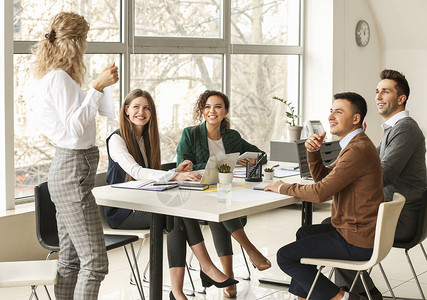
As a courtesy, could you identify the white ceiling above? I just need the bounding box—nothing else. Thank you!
[367,0,427,49]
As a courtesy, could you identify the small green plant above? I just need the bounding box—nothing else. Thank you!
[273,96,300,126]
[217,164,232,173]
[264,167,274,173]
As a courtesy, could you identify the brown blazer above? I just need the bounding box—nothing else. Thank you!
[280,132,384,248]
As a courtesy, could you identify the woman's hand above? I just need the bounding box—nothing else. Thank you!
[173,172,201,182]
[304,132,326,151]
[239,158,256,166]
[264,180,284,193]
[176,160,193,172]
[92,63,119,92]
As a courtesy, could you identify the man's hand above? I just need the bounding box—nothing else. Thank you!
[304,132,327,151]
[264,180,284,193]
[176,160,193,172]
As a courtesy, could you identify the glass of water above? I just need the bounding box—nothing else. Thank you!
[217,183,232,204]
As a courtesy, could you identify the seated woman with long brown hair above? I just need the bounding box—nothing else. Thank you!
[104,89,237,300]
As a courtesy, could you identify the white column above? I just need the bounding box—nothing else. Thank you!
[0,1,15,210]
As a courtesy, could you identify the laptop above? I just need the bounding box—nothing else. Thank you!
[179,152,240,186]
[295,140,312,179]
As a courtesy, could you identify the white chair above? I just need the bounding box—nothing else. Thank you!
[0,259,58,300]
[301,193,405,300]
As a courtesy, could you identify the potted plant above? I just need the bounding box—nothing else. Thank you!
[273,96,303,141]
[263,167,274,181]
[217,164,233,184]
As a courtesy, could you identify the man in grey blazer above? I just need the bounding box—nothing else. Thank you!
[335,69,426,299]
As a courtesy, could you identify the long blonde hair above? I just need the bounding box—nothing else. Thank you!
[31,12,89,86]
[119,89,161,181]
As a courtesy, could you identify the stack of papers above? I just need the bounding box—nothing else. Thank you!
[111,180,178,191]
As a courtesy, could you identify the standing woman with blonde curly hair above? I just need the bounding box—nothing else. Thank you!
[32,12,118,300]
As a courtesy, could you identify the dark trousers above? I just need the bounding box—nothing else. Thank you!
[208,218,243,257]
[167,217,204,268]
[277,224,373,300]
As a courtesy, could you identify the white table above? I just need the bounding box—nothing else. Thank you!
[93,175,310,299]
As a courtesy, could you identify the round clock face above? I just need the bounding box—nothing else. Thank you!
[355,20,370,47]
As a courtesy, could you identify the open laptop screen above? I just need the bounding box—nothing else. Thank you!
[295,140,311,179]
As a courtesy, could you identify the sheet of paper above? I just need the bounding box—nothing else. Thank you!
[98,86,115,119]
[274,169,300,178]
[111,180,155,189]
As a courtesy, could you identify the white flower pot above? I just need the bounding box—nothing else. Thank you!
[288,125,303,141]
[264,171,274,181]
[218,173,233,184]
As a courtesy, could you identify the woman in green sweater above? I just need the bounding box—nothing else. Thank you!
[176,90,270,298]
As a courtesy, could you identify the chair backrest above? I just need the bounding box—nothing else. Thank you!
[95,172,108,187]
[34,182,60,252]
[161,162,177,171]
[393,189,427,249]
[368,193,405,266]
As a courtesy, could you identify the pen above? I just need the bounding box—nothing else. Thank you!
[248,153,267,178]
[272,164,279,168]
[152,182,178,186]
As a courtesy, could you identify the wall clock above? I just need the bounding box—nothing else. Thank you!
[355,20,370,47]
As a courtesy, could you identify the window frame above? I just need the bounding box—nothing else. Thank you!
[5,0,304,209]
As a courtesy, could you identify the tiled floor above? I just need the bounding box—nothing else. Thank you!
[2,202,427,299]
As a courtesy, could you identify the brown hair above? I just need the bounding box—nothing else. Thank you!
[194,90,230,129]
[31,12,89,86]
[380,69,410,107]
[119,89,161,181]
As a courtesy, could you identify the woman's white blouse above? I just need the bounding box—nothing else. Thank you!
[108,133,176,182]
[39,69,103,149]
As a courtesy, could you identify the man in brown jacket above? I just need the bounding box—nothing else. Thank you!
[266,92,384,300]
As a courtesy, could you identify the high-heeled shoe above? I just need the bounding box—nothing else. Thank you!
[200,270,239,288]
[249,256,272,271]
[224,284,237,298]
[169,291,176,300]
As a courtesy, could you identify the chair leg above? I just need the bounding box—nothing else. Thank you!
[328,267,336,280]
[378,262,396,300]
[420,243,427,261]
[349,270,362,293]
[43,285,53,300]
[360,272,373,300]
[239,245,251,280]
[123,243,145,300]
[187,251,198,271]
[405,249,426,300]
[129,238,146,284]
[184,262,196,296]
[306,266,324,300]
[30,285,39,300]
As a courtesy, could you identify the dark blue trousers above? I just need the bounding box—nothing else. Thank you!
[277,224,373,300]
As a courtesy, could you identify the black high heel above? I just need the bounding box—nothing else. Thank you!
[200,270,239,288]
[169,291,176,300]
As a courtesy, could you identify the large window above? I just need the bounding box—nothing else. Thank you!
[11,0,302,204]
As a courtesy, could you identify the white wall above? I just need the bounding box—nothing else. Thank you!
[384,49,427,137]
[304,0,384,144]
